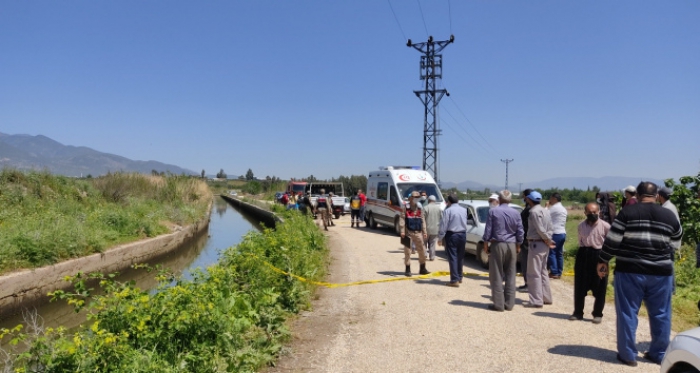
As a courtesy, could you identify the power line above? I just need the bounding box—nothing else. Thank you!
[416,0,430,38]
[441,105,497,157]
[446,96,499,154]
[448,0,453,35]
[386,0,407,41]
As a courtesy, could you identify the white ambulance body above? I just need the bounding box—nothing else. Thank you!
[364,166,445,235]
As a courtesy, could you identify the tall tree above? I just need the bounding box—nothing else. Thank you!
[201,169,206,179]
[245,169,254,181]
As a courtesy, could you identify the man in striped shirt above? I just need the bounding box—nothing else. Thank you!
[597,182,682,367]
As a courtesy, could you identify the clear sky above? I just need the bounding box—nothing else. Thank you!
[1,1,698,185]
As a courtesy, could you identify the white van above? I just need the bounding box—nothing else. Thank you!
[365,166,445,234]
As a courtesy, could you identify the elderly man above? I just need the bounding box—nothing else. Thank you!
[547,193,568,279]
[598,182,682,366]
[423,195,442,261]
[438,194,468,286]
[488,193,499,208]
[524,191,554,308]
[399,191,430,277]
[483,190,524,311]
[570,202,611,323]
[622,185,638,207]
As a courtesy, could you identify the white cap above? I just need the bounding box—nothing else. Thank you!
[489,193,499,201]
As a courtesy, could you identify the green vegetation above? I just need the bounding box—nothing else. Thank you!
[0,169,211,274]
[1,210,328,372]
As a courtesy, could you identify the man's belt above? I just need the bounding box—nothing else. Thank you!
[447,231,466,234]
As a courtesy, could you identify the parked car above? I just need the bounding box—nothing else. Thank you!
[274,192,285,203]
[343,197,350,214]
[660,301,700,373]
[458,200,524,269]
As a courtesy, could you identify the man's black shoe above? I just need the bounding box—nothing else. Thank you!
[642,352,661,365]
[616,354,638,367]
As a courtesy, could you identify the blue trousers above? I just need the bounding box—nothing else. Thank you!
[547,233,566,276]
[445,232,466,283]
[614,272,673,363]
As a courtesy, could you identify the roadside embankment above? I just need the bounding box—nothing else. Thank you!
[220,194,282,228]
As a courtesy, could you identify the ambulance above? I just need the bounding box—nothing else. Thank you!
[364,166,445,235]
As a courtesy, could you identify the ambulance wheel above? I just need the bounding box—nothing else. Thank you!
[394,217,401,236]
[334,212,340,219]
[368,213,378,229]
[476,242,489,269]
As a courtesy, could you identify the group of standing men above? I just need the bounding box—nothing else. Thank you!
[481,182,682,366]
[397,181,684,367]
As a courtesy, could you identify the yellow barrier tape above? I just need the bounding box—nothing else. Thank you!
[250,254,573,288]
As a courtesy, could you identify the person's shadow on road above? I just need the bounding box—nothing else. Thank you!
[548,345,619,364]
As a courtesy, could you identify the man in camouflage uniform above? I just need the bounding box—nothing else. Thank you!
[399,191,430,277]
[315,189,332,231]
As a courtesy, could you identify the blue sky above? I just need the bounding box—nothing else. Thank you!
[1,1,698,186]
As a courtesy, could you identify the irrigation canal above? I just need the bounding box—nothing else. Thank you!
[0,196,261,334]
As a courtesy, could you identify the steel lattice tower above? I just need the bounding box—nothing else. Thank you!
[407,35,454,185]
[501,159,514,190]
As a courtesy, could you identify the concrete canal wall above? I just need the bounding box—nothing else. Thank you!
[0,210,211,319]
[220,195,282,228]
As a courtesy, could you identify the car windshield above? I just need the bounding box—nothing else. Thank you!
[396,183,443,202]
[477,207,490,223]
[476,205,523,223]
[291,184,305,193]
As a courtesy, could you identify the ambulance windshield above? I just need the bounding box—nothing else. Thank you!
[396,183,443,202]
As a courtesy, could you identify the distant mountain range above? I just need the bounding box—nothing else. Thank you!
[0,133,196,177]
[442,175,666,193]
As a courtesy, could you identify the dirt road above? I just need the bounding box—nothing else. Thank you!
[268,215,662,373]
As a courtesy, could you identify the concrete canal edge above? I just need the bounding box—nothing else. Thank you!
[220,194,283,228]
[0,204,212,320]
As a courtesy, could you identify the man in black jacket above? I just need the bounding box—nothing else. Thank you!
[597,182,682,367]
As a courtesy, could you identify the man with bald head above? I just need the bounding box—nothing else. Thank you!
[569,202,611,324]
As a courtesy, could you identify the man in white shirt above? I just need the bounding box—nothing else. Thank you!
[547,193,568,279]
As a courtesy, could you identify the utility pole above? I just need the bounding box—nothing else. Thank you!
[407,34,454,186]
[501,159,514,190]
[518,182,523,195]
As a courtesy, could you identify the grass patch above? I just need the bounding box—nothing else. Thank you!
[0,169,211,274]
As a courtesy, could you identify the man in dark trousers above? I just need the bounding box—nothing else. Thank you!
[570,202,610,323]
[517,189,532,292]
[438,194,468,287]
[597,182,682,367]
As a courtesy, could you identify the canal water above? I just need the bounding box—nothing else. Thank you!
[0,196,260,335]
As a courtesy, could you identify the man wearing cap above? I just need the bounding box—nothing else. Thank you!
[488,193,499,208]
[597,182,682,366]
[657,187,679,222]
[482,190,524,311]
[523,190,555,308]
[438,194,468,286]
[546,193,568,279]
[622,185,638,208]
[399,191,430,277]
[315,189,332,231]
[423,195,442,261]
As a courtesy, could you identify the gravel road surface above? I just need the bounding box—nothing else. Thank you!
[268,215,663,373]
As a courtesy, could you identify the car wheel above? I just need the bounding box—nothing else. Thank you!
[368,213,378,229]
[476,242,489,269]
[334,212,340,219]
[394,216,401,236]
